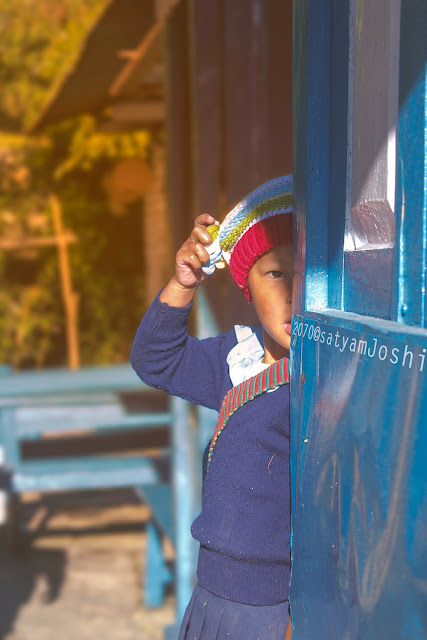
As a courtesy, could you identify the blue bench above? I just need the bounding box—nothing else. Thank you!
[0,363,197,637]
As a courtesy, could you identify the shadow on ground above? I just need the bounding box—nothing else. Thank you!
[0,488,175,640]
[0,420,175,639]
[0,530,66,637]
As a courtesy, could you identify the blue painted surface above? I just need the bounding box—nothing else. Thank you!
[0,362,193,625]
[13,455,163,492]
[170,393,196,626]
[0,363,145,398]
[145,521,173,608]
[344,249,394,320]
[291,0,427,637]
[301,0,332,313]
[196,288,221,449]
[138,484,174,542]
[291,314,427,638]
[15,409,172,438]
[393,1,427,327]
[327,1,350,312]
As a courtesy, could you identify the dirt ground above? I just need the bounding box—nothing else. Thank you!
[0,488,176,640]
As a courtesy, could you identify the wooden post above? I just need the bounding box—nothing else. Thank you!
[49,194,80,370]
[143,131,173,305]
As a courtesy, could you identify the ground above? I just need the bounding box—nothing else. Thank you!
[0,488,176,640]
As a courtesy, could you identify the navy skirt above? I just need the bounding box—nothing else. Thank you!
[178,583,290,640]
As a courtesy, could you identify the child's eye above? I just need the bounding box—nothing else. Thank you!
[268,270,284,278]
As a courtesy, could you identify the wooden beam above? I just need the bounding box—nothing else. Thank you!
[110,100,165,123]
[0,233,77,251]
[29,0,157,132]
[110,20,164,98]
[155,0,179,21]
[224,0,293,208]
[117,49,140,61]
[109,0,181,100]
[50,194,80,371]
[165,0,193,256]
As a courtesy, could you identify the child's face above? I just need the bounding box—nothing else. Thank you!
[247,245,293,362]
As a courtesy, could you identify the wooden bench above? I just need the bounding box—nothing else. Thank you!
[0,363,198,637]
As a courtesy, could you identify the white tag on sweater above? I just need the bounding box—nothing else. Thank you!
[227,325,278,391]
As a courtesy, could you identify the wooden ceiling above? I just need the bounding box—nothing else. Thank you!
[30,0,179,132]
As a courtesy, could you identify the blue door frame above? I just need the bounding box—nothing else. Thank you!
[291,1,427,638]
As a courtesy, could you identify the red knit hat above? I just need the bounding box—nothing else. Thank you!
[202,175,293,300]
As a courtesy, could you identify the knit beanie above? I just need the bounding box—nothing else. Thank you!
[202,174,293,300]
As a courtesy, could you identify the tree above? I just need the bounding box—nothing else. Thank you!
[0,1,150,369]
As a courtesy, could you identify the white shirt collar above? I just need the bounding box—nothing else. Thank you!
[227,325,278,391]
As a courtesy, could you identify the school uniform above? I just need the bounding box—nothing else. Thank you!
[130,290,291,639]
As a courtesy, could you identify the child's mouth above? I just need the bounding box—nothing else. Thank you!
[284,322,292,335]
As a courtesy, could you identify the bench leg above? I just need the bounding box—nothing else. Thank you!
[164,623,181,640]
[6,492,28,554]
[144,521,172,608]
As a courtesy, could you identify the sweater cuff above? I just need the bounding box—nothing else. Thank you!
[141,287,194,334]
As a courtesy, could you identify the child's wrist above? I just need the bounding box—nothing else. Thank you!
[160,276,198,306]
[171,275,198,292]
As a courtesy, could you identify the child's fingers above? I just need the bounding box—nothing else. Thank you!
[194,213,216,227]
[178,249,203,272]
[174,214,218,287]
[178,240,210,268]
[191,214,218,244]
[187,240,210,265]
[190,224,215,245]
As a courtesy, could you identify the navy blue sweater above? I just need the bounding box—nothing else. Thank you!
[130,290,291,605]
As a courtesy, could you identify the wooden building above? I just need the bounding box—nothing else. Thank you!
[31,0,293,332]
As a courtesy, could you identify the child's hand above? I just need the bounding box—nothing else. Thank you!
[174,214,218,290]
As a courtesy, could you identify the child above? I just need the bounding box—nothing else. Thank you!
[130,175,293,640]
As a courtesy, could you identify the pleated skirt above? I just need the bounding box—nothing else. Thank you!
[178,583,290,640]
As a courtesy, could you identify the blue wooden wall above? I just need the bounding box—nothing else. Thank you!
[291,0,427,637]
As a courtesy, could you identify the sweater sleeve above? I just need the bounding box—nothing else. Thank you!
[130,289,236,411]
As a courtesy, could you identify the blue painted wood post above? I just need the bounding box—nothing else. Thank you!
[144,521,173,608]
[392,0,427,328]
[292,1,427,638]
[170,395,195,628]
[1,408,20,469]
[196,288,220,478]
[0,365,12,524]
[165,290,219,639]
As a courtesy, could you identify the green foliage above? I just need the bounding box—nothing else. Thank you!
[59,178,146,366]
[0,278,63,370]
[0,1,151,370]
[54,115,150,178]
[0,131,147,370]
[0,0,109,130]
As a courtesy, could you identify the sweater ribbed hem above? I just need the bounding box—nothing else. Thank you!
[137,288,194,335]
[155,288,194,323]
[196,545,290,606]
